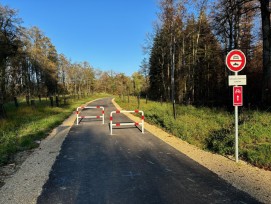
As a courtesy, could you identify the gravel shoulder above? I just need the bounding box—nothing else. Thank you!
[0,114,75,204]
[112,99,271,204]
[0,100,95,204]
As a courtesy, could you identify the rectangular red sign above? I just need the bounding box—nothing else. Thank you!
[233,86,243,106]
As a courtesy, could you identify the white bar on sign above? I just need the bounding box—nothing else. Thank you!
[228,75,247,86]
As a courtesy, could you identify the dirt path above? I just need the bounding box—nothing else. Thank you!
[112,99,271,203]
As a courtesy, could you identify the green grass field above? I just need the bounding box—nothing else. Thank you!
[116,96,271,169]
[0,93,109,165]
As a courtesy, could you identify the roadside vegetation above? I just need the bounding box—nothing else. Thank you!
[116,96,271,170]
[0,93,108,165]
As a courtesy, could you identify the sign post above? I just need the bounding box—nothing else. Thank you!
[226,49,246,163]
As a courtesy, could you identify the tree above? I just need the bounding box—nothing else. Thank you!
[0,4,21,117]
[149,0,186,102]
[149,29,167,100]
[58,54,70,95]
[139,58,150,95]
[148,0,226,107]
[0,5,21,97]
[131,72,145,96]
[259,0,271,105]
[27,27,59,97]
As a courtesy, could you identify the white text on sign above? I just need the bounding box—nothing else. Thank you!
[228,75,247,86]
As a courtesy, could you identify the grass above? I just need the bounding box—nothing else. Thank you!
[0,93,109,165]
[116,96,271,170]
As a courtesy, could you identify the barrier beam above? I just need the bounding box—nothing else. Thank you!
[76,106,105,125]
[110,110,144,135]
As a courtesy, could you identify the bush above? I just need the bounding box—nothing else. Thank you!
[206,128,234,155]
[242,144,271,169]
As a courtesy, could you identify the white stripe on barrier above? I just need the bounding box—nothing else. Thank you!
[76,106,105,125]
[110,110,144,135]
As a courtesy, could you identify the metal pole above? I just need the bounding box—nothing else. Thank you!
[76,109,79,125]
[102,107,105,124]
[173,100,176,120]
[235,72,238,162]
[110,112,113,135]
[235,105,238,162]
[142,111,144,134]
[110,121,112,135]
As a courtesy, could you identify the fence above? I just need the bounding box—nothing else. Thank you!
[76,106,105,125]
[110,110,144,135]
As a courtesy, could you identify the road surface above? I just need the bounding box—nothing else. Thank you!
[37,98,260,204]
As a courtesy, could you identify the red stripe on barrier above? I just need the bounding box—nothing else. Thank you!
[96,106,100,108]
[102,111,104,114]
[97,116,100,119]
[116,110,120,113]
[135,122,139,125]
[110,116,113,121]
[135,110,139,113]
[81,116,85,118]
[116,123,120,126]
[142,116,145,120]
[76,111,78,114]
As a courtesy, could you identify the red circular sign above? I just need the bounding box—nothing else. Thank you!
[226,49,246,72]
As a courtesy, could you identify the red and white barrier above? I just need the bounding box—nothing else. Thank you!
[110,110,144,135]
[76,106,105,125]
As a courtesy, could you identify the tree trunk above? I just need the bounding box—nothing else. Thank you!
[260,0,271,105]
[30,99,35,107]
[50,96,54,107]
[137,94,140,109]
[26,95,30,106]
[55,96,59,107]
[0,94,7,119]
[14,97,19,107]
[0,104,7,119]
[160,95,163,105]
[159,53,167,99]
[0,59,7,103]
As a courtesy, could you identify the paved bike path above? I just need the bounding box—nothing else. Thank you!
[37,98,260,204]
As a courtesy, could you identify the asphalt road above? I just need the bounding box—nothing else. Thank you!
[37,98,260,204]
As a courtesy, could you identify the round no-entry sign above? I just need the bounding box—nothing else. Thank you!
[226,49,246,72]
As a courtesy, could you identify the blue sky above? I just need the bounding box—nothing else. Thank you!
[1,0,159,76]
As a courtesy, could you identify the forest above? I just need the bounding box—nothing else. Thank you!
[0,0,271,117]
[148,0,270,109]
